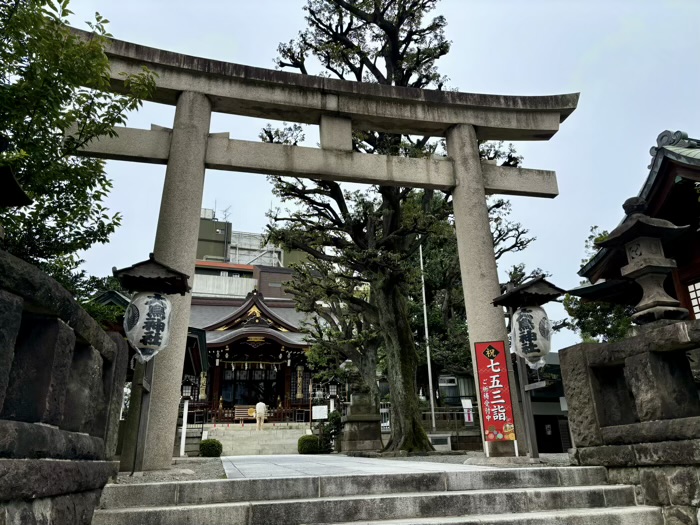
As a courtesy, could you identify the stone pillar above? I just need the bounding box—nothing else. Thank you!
[139,91,212,470]
[447,124,524,457]
[0,290,23,413]
[340,393,382,452]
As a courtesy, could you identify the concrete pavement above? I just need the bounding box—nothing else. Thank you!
[221,454,492,479]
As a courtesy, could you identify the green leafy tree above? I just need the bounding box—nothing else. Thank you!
[563,226,634,342]
[292,256,382,404]
[414,220,539,381]
[267,0,533,451]
[0,0,154,292]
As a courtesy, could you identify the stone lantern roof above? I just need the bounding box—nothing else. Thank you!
[493,275,566,309]
[112,253,190,295]
[596,197,689,249]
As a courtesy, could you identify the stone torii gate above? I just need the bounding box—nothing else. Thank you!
[78,31,578,469]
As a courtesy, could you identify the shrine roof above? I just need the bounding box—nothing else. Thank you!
[268,307,309,329]
[189,304,238,329]
[206,326,308,348]
[578,130,700,281]
[189,290,311,333]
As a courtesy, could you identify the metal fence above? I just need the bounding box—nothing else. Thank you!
[187,403,314,424]
[379,401,480,432]
[329,400,481,433]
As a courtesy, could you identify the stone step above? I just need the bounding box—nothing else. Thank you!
[217,443,302,450]
[205,424,308,432]
[207,429,307,433]
[209,435,301,443]
[93,485,638,525]
[319,507,664,525]
[213,434,305,441]
[224,448,298,455]
[99,467,607,509]
[206,426,307,455]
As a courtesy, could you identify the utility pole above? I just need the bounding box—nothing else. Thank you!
[419,240,437,433]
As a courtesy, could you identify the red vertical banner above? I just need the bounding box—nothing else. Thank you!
[474,341,516,442]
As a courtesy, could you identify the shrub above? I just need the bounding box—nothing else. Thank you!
[319,411,343,453]
[298,435,320,454]
[199,439,223,457]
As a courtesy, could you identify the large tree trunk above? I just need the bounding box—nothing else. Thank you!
[374,277,433,452]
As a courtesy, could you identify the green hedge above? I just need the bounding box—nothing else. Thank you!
[298,435,320,454]
[199,438,223,457]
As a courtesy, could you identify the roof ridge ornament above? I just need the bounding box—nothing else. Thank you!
[650,130,700,158]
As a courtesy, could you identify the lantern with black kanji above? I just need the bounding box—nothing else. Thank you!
[113,253,190,363]
[493,275,566,370]
[511,306,551,369]
[124,292,173,362]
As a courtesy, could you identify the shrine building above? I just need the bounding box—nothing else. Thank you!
[185,209,314,420]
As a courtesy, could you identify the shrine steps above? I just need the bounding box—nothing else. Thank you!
[92,466,663,525]
[205,424,308,455]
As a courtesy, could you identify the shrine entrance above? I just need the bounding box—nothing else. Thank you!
[225,367,280,407]
[203,290,312,421]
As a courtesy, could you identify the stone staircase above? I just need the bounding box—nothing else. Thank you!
[92,466,663,525]
[205,422,308,455]
[173,427,203,457]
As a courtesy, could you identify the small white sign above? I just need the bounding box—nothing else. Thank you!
[312,405,328,420]
[461,398,474,424]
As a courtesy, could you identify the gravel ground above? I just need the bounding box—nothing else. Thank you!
[112,457,226,484]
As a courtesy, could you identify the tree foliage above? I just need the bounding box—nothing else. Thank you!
[0,0,154,286]
[563,226,634,342]
[413,208,538,380]
[267,0,534,451]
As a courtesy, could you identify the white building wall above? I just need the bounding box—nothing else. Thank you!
[192,274,257,298]
[229,231,283,267]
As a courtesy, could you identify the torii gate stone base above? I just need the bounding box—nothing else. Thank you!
[77,29,579,469]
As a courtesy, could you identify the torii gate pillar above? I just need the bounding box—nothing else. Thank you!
[448,124,525,457]
[141,91,211,470]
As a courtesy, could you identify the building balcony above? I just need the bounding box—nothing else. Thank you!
[192,274,257,298]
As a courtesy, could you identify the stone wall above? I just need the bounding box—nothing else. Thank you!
[0,250,128,524]
[560,320,700,524]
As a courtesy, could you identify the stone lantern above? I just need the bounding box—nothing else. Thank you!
[596,197,689,324]
[325,376,340,413]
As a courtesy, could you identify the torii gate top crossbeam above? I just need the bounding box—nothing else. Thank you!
[75,29,578,141]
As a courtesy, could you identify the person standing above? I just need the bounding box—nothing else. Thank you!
[255,400,266,431]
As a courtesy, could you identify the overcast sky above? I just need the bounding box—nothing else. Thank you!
[67,0,700,349]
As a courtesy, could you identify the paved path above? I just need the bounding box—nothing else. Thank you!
[221,454,492,479]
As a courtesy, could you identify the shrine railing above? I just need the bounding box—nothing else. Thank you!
[378,402,481,433]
